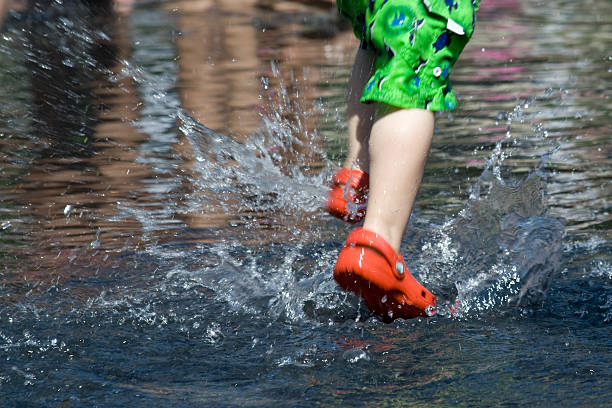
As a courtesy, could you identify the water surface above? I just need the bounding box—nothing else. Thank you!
[0,0,610,406]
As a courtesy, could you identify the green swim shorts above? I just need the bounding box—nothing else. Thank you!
[337,0,480,110]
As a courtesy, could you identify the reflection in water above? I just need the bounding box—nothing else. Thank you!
[27,0,118,156]
[173,0,261,136]
[13,1,153,263]
[0,0,610,406]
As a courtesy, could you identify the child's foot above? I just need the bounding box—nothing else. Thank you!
[334,227,436,322]
[327,168,369,223]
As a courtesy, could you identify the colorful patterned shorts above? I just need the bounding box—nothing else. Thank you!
[337,0,480,110]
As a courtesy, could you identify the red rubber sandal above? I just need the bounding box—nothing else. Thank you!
[334,227,436,322]
[327,168,369,223]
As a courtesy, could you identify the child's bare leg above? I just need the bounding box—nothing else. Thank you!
[362,106,434,253]
[342,48,376,172]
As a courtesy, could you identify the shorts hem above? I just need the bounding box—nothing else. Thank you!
[360,89,457,111]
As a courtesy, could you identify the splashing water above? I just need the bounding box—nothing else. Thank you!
[0,4,569,325]
[1,1,611,405]
[178,108,327,218]
[167,87,568,323]
[413,101,566,318]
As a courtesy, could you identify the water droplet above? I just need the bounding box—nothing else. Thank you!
[343,348,369,364]
[425,305,436,317]
[63,205,73,216]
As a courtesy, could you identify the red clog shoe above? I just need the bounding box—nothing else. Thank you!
[327,168,369,223]
[334,227,436,322]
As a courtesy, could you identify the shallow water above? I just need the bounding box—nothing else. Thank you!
[0,0,610,406]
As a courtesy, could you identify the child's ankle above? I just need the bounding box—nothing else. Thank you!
[361,221,402,253]
[341,158,369,173]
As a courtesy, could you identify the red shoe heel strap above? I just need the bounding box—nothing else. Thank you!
[345,227,406,280]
